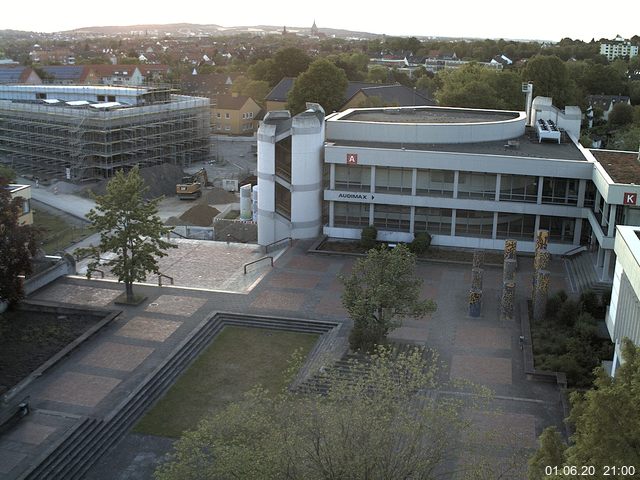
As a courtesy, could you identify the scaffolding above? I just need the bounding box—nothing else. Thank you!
[0,90,210,182]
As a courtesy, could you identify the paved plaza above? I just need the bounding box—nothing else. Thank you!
[0,240,570,479]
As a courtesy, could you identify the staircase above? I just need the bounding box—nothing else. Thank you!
[564,252,612,296]
[19,313,338,480]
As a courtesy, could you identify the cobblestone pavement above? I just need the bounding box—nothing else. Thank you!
[0,241,569,479]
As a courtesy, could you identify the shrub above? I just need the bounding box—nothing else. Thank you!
[556,290,568,303]
[579,290,600,317]
[600,289,612,309]
[409,231,431,255]
[557,300,579,327]
[545,295,564,320]
[359,225,378,250]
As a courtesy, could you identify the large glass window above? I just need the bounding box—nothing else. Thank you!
[373,204,411,232]
[541,177,578,206]
[414,207,452,235]
[415,169,454,197]
[274,136,291,182]
[335,165,371,191]
[539,216,575,244]
[374,167,412,193]
[584,181,596,208]
[334,202,370,227]
[455,209,494,238]
[457,172,496,200]
[496,213,536,240]
[499,175,538,203]
[275,182,291,220]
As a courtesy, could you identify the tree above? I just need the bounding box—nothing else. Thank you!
[272,47,311,80]
[528,427,566,480]
[287,59,348,115]
[155,346,488,480]
[231,77,270,105]
[522,55,578,107]
[608,102,634,127]
[340,244,436,351]
[0,165,16,182]
[0,177,38,308]
[80,167,176,303]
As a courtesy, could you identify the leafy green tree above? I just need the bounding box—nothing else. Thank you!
[522,55,578,107]
[231,77,270,105]
[287,58,348,114]
[272,47,311,80]
[340,244,436,351]
[528,426,566,480]
[0,177,38,308]
[80,167,176,303]
[155,346,491,480]
[609,102,634,127]
[0,165,16,182]
[609,125,640,151]
[367,65,390,84]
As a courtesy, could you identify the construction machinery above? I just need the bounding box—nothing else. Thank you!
[176,168,209,200]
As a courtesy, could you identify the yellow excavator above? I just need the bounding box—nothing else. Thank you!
[176,168,209,200]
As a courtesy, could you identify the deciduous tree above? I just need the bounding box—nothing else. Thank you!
[80,167,175,303]
[287,58,348,114]
[340,244,436,351]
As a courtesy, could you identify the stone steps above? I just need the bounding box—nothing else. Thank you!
[565,253,611,296]
[19,313,339,480]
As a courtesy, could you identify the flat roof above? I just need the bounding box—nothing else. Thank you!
[339,106,520,124]
[329,128,586,161]
[590,150,640,184]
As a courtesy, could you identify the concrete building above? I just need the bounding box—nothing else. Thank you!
[212,94,262,135]
[257,99,640,283]
[606,225,640,375]
[600,36,638,61]
[0,85,210,181]
[7,184,32,225]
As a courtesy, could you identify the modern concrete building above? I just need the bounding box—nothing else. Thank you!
[257,99,640,284]
[0,85,210,181]
[606,225,640,375]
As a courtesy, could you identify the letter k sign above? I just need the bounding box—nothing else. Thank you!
[623,192,637,205]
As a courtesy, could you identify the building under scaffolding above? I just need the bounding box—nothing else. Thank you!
[0,85,210,181]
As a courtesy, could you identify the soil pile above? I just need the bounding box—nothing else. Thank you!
[202,187,238,205]
[88,163,184,200]
[179,204,220,227]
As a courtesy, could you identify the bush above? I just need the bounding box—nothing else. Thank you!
[359,225,378,250]
[600,289,612,309]
[557,300,580,327]
[545,295,564,319]
[409,231,431,255]
[579,290,600,317]
[556,290,568,303]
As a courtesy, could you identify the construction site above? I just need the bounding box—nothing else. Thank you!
[0,85,211,182]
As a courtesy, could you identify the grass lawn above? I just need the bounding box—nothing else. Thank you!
[133,326,318,438]
[32,208,94,254]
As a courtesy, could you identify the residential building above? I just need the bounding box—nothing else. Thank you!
[39,66,97,85]
[212,94,262,135]
[606,224,640,375]
[7,184,32,225]
[600,36,638,61]
[89,65,144,86]
[0,66,42,85]
[587,95,631,121]
[257,99,640,286]
[0,85,210,181]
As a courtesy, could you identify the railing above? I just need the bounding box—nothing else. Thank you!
[158,273,174,286]
[88,268,105,279]
[561,245,587,259]
[264,237,292,254]
[167,229,188,239]
[243,256,273,274]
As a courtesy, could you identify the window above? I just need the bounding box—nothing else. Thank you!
[373,205,410,232]
[107,95,116,102]
[335,165,371,191]
[21,198,31,215]
[416,169,454,197]
[36,93,47,100]
[541,177,578,206]
[275,137,292,182]
[455,209,494,238]
[539,216,575,243]
[334,202,370,227]
[275,182,291,220]
[457,172,496,200]
[216,112,221,118]
[414,207,452,235]
[224,126,231,131]
[496,213,536,240]
[225,112,230,119]
[375,167,412,193]
[249,111,254,118]
[499,175,538,203]
[97,95,105,102]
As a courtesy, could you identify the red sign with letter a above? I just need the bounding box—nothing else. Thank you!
[623,192,637,205]
[346,153,358,165]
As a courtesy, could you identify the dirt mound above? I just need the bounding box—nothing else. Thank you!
[179,204,220,227]
[88,163,184,200]
[202,187,238,205]
[164,216,189,227]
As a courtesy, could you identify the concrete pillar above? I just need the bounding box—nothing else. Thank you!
[328,201,334,228]
[504,239,517,261]
[534,250,551,271]
[411,168,417,196]
[492,212,498,239]
[501,281,516,321]
[573,218,582,245]
[473,250,485,269]
[537,176,544,204]
[370,165,376,194]
[602,250,612,282]
[471,268,483,291]
[450,209,457,236]
[594,190,601,213]
[608,205,617,237]
[453,170,459,198]
[409,206,415,234]
[495,174,501,202]
[535,229,549,252]
[330,163,335,189]
[469,289,482,318]
[533,269,550,321]
[503,259,517,283]
[577,179,586,208]
[597,246,605,267]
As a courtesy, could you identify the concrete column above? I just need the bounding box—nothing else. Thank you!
[501,281,516,321]
[504,239,517,260]
[453,170,459,199]
[535,229,549,252]
[503,259,517,283]
[471,268,483,290]
[534,215,541,242]
[495,173,501,202]
[573,218,582,245]
[369,202,375,225]
[533,269,550,321]
[601,201,609,228]
[329,163,335,190]
[450,209,457,237]
[534,250,551,271]
[602,250,612,282]
[473,250,485,269]
[469,289,482,318]
[328,201,334,227]
[597,246,604,267]
[411,168,417,196]
[594,190,601,213]
[577,179,586,208]
[409,206,415,234]
[537,176,544,204]
[370,165,376,194]
[492,212,498,239]
[608,204,617,237]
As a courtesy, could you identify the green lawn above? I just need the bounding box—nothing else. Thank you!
[32,208,94,254]
[134,326,318,438]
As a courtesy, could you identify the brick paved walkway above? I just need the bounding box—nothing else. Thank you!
[0,241,569,479]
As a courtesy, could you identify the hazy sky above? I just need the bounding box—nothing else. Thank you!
[2,0,638,42]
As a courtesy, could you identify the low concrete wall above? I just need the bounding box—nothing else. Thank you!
[24,254,76,296]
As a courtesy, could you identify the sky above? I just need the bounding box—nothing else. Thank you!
[1,0,638,42]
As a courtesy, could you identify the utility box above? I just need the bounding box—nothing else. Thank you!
[222,179,239,192]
